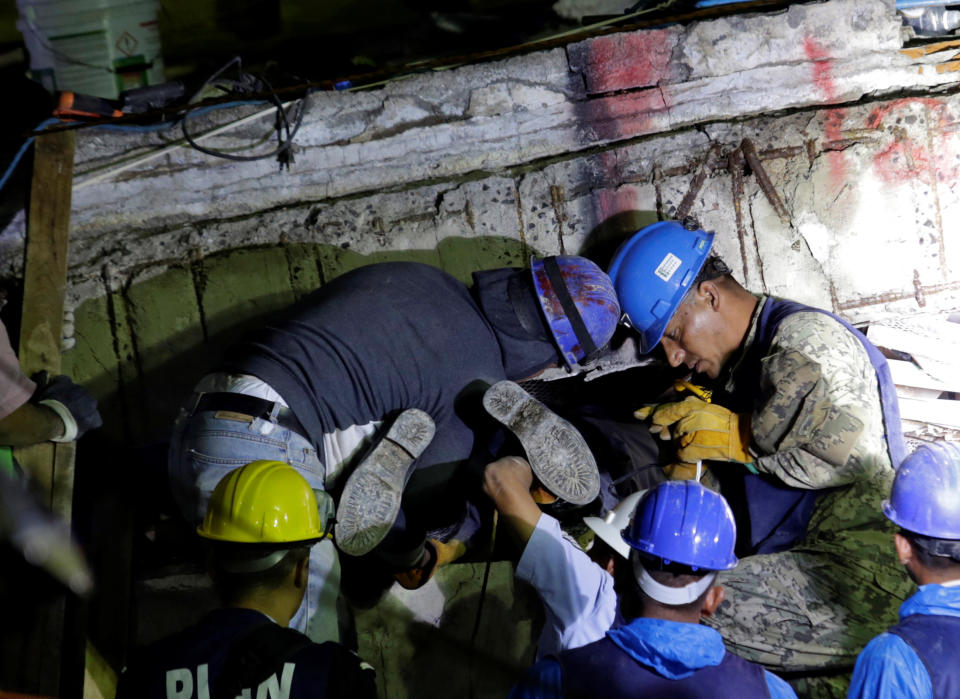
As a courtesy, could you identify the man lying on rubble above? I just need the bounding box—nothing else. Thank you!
[507,477,796,698]
[610,219,913,693]
[168,256,620,640]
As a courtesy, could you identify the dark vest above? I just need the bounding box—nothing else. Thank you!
[888,613,960,699]
[115,608,374,699]
[556,636,770,698]
[719,299,906,555]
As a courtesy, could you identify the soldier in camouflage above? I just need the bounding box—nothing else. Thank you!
[608,221,912,695]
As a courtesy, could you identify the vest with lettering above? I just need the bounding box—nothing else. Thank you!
[887,613,960,698]
[114,608,374,699]
[555,636,771,698]
[720,299,905,555]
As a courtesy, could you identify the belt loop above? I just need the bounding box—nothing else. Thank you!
[189,391,204,416]
[257,400,281,436]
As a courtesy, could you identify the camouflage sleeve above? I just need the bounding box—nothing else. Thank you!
[749,313,880,490]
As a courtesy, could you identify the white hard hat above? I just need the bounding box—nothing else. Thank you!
[583,490,646,559]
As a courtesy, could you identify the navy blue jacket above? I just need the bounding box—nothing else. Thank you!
[115,608,375,699]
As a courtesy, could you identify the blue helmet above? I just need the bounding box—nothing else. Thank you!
[607,221,714,354]
[621,480,738,571]
[531,256,620,369]
[883,442,960,540]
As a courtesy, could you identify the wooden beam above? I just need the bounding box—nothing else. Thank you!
[2,129,83,699]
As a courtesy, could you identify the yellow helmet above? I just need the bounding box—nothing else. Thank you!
[198,460,327,544]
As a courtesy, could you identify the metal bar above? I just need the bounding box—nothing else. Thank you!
[741,138,791,226]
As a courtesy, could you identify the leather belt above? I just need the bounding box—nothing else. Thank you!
[192,392,308,438]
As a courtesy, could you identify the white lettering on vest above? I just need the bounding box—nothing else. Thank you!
[197,663,210,699]
[255,663,295,699]
[165,668,192,698]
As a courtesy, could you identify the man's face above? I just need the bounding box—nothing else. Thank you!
[658,285,732,379]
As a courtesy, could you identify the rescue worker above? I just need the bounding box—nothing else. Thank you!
[483,456,640,658]
[0,318,102,448]
[116,460,377,699]
[0,317,100,597]
[609,220,913,686]
[847,441,960,699]
[509,479,796,698]
[168,258,620,637]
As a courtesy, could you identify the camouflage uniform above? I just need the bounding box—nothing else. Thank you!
[703,297,912,682]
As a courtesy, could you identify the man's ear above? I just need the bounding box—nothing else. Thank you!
[697,280,721,311]
[293,555,310,590]
[700,584,725,618]
[894,532,914,567]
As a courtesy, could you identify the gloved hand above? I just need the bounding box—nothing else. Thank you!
[32,373,103,442]
[663,462,707,481]
[672,400,752,464]
[635,395,708,440]
[637,396,753,464]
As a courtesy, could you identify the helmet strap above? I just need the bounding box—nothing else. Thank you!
[911,533,960,563]
[635,558,717,606]
[543,257,597,360]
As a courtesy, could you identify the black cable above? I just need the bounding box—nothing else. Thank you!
[179,57,308,165]
[468,509,497,698]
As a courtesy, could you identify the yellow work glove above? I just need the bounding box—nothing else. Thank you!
[663,462,707,481]
[635,396,710,440]
[669,400,753,464]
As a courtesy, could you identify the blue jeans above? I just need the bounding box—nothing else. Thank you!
[168,408,341,643]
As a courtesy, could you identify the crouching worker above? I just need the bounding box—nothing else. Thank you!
[509,480,795,698]
[116,460,377,699]
[848,441,960,699]
[483,456,645,659]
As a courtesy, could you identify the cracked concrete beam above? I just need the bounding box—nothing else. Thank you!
[681,0,902,80]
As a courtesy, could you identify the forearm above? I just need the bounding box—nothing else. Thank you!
[483,456,542,547]
[488,479,542,546]
[0,402,65,445]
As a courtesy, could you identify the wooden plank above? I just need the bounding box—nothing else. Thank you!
[897,386,943,401]
[15,129,76,516]
[898,396,960,429]
[3,129,81,699]
[900,39,960,59]
[889,359,956,393]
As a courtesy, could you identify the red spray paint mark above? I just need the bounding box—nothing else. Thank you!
[581,88,670,143]
[593,165,644,224]
[804,36,846,187]
[867,98,959,187]
[582,30,676,95]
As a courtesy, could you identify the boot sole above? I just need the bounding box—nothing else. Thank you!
[482,380,599,505]
[335,408,436,557]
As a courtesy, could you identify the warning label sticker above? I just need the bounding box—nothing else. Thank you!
[654,253,682,282]
[116,31,138,56]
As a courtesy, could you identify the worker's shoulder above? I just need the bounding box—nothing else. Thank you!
[771,309,866,359]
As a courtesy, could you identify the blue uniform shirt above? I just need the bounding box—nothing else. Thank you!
[848,581,960,699]
[510,617,796,699]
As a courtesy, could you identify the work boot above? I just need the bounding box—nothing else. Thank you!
[482,380,600,505]
[335,409,436,557]
[394,538,467,590]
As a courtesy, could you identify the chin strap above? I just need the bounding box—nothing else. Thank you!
[634,557,717,605]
